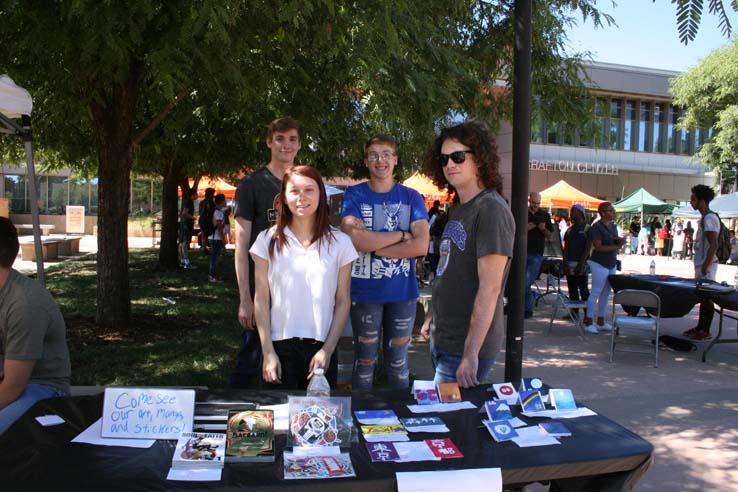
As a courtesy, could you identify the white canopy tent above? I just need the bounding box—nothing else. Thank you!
[0,75,46,284]
[672,192,738,219]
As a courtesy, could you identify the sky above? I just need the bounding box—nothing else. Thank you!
[566,0,737,72]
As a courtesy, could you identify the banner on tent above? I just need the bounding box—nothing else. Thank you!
[530,160,618,176]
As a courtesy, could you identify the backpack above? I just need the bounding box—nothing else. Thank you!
[703,211,730,263]
[198,198,216,237]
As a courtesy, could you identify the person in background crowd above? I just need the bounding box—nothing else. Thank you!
[729,230,738,264]
[559,215,569,242]
[251,166,357,389]
[421,120,514,388]
[663,219,673,257]
[563,204,590,318]
[629,216,641,255]
[178,188,197,269]
[672,227,685,260]
[683,220,695,259]
[0,218,71,434]
[198,187,216,254]
[208,194,227,283]
[638,219,649,255]
[525,191,553,319]
[231,116,303,389]
[223,203,233,245]
[683,184,719,341]
[341,134,429,390]
[428,200,441,221]
[583,202,625,334]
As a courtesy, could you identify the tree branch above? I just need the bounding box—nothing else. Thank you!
[131,86,190,147]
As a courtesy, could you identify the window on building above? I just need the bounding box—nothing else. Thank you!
[653,103,665,152]
[48,176,68,214]
[624,100,637,151]
[667,106,679,153]
[610,99,622,149]
[3,174,27,213]
[546,121,559,144]
[596,97,608,148]
[34,176,49,214]
[531,112,543,143]
[638,102,651,152]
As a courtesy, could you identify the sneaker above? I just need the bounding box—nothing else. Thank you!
[598,322,613,332]
[687,330,712,341]
[584,324,599,334]
[208,275,223,283]
[682,327,701,338]
[183,263,196,270]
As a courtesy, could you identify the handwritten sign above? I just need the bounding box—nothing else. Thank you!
[101,387,195,440]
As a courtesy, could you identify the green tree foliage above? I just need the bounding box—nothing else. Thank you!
[1,0,613,330]
[671,38,738,173]
[657,0,738,44]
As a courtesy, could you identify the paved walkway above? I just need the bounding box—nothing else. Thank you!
[15,239,738,491]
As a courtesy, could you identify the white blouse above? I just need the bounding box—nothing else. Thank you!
[250,226,358,342]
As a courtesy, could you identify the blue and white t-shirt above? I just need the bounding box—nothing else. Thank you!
[341,182,429,303]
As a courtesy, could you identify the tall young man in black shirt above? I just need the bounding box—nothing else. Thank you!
[526,192,553,318]
[230,117,302,388]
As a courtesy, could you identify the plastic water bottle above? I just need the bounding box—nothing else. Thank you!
[307,368,331,397]
[649,260,656,275]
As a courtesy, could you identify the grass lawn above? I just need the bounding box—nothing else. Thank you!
[48,247,242,388]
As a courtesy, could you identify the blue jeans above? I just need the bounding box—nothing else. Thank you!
[0,384,66,434]
[430,342,495,384]
[351,300,416,390]
[631,237,639,254]
[525,254,544,314]
[209,239,224,277]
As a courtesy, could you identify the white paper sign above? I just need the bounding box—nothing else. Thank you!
[65,205,85,234]
[101,387,195,440]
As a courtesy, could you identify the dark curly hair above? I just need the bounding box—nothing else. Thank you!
[691,184,715,204]
[426,120,502,196]
[0,217,19,268]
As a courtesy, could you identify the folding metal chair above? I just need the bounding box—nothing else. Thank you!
[609,289,661,367]
[546,283,587,339]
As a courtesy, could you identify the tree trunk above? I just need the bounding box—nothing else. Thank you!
[159,157,182,268]
[87,62,143,329]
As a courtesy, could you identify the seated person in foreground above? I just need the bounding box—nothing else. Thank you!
[0,217,71,434]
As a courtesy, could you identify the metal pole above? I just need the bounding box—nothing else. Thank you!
[505,0,531,386]
[21,116,46,285]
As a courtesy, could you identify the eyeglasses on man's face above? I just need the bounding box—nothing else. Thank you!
[439,150,474,167]
[366,152,395,162]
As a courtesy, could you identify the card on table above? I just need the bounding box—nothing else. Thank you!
[549,389,577,411]
[425,438,464,459]
[519,390,546,413]
[484,400,513,421]
[437,382,462,403]
[354,409,400,425]
[538,420,571,437]
[492,382,519,404]
[483,419,519,442]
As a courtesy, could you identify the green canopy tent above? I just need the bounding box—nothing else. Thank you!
[614,188,675,214]
[614,188,675,234]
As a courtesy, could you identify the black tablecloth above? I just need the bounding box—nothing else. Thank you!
[609,274,738,318]
[0,387,653,492]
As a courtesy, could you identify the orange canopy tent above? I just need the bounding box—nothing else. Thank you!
[180,177,238,200]
[539,180,604,210]
[402,172,452,205]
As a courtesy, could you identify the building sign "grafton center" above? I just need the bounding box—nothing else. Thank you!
[529,160,619,176]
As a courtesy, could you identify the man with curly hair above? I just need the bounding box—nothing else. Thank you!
[420,121,515,388]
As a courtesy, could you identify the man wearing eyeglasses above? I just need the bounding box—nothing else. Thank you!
[341,134,430,390]
[421,121,514,388]
[526,192,553,318]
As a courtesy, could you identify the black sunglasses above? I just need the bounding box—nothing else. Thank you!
[439,150,474,167]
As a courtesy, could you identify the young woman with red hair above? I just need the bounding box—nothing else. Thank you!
[250,166,358,389]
